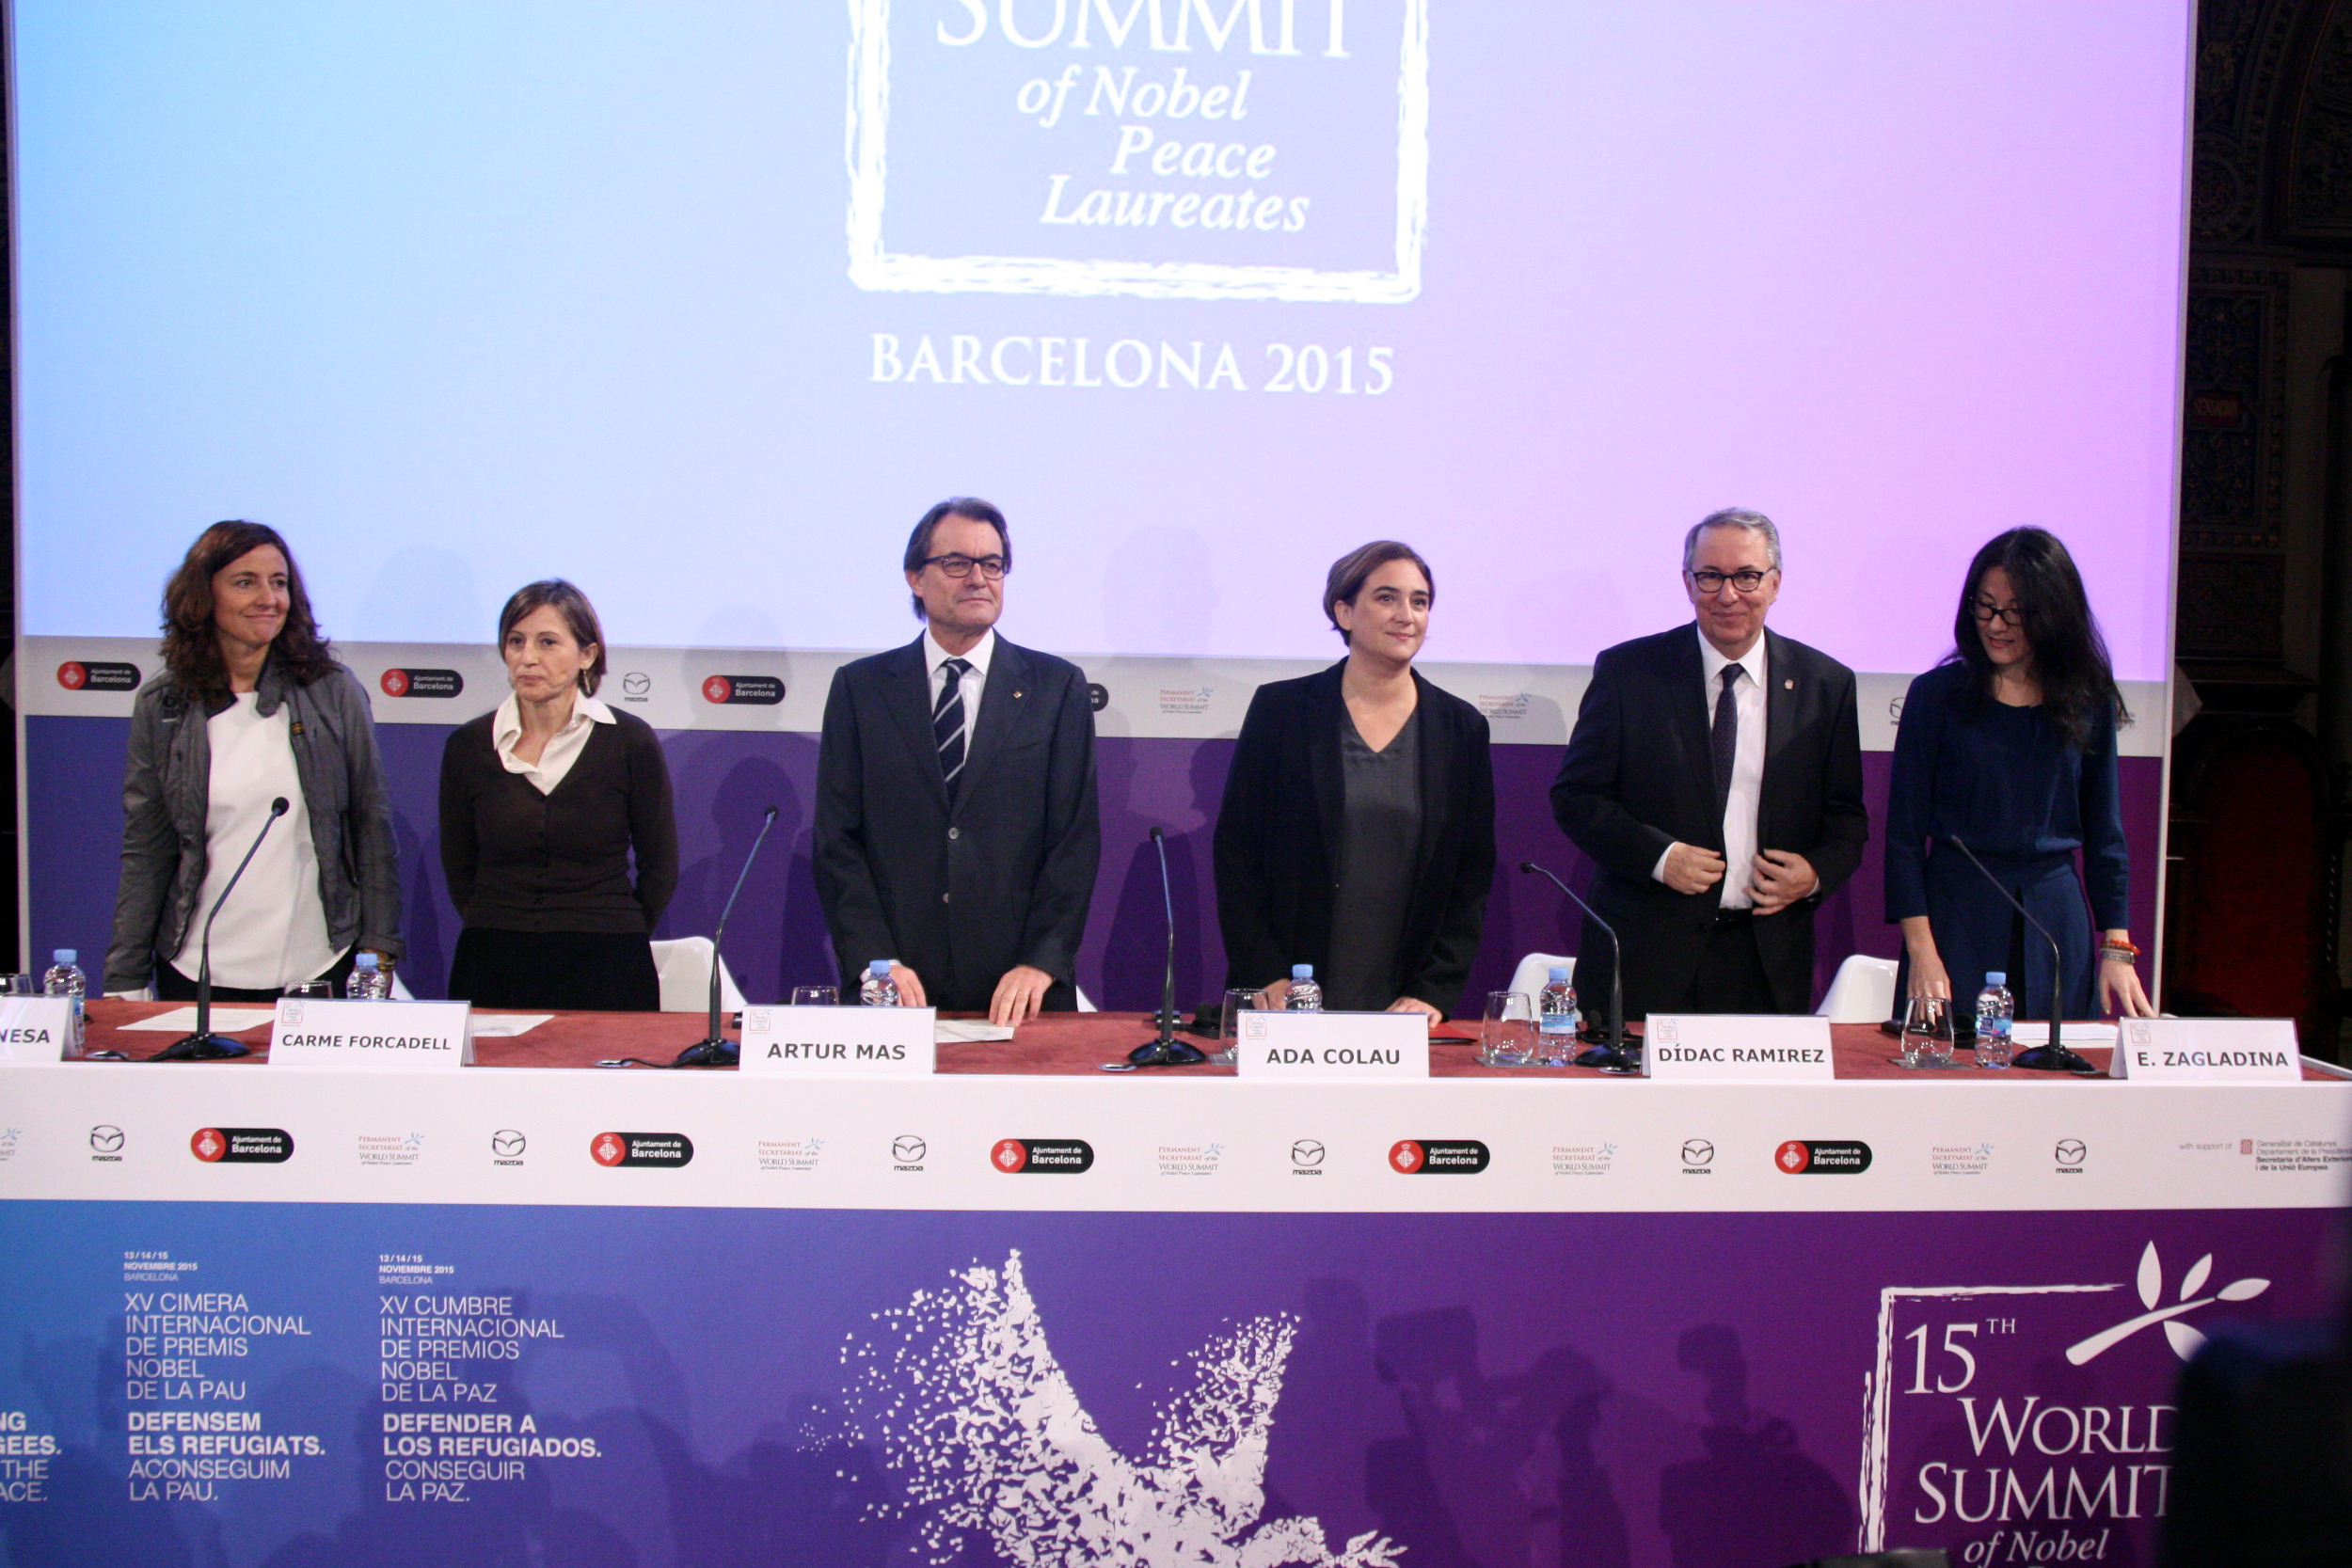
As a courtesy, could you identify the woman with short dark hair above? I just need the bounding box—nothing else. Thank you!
[1213,541,1496,1019]
[439,579,677,1011]
[105,520,401,998]
[1886,528,2155,1022]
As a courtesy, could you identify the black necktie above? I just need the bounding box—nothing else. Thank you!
[1711,663,1740,806]
[933,657,972,791]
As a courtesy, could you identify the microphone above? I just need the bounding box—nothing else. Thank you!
[1129,827,1206,1067]
[672,805,781,1068]
[152,797,290,1061]
[1944,835,2096,1074]
[1519,862,1638,1074]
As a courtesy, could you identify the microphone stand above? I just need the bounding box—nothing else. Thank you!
[1520,862,1638,1074]
[1130,827,1205,1067]
[672,805,780,1068]
[1946,835,2097,1074]
[152,798,290,1061]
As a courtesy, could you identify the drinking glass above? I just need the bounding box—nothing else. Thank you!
[1216,988,1260,1066]
[791,986,839,1007]
[0,975,36,997]
[1900,995,1956,1069]
[1480,990,1537,1068]
[283,980,334,1001]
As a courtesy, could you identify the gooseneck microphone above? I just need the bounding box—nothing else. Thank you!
[672,805,781,1068]
[1129,827,1206,1067]
[1943,835,2097,1074]
[1519,862,1639,1074]
[152,797,290,1062]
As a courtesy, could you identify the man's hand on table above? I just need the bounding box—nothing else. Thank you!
[990,964,1057,1027]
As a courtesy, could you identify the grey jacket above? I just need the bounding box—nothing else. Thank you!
[106,658,403,993]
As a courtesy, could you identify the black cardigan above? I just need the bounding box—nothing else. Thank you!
[438,707,678,934]
[1213,663,1496,1018]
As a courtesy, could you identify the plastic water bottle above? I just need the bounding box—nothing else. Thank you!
[860,959,899,1006]
[1284,964,1323,1011]
[1537,966,1579,1066]
[42,949,86,1053]
[1974,972,2014,1069]
[345,952,388,1001]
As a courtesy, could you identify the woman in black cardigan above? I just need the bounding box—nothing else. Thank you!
[439,579,677,1011]
[1214,541,1496,1020]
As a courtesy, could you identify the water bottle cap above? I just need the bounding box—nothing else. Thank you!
[53,949,74,964]
[1548,966,1570,981]
[1985,972,2006,987]
[1291,964,1313,980]
[869,959,893,977]
[355,953,380,971]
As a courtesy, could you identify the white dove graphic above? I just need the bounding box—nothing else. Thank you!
[845,1250,1402,1568]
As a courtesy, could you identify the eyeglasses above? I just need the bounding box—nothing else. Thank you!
[920,554,1008,580]
[1969,597,2025,627]
[1687,568,1772,594]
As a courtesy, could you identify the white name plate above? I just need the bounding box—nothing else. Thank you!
[0,998,76,1063]
[1235,1009,1428,1080]
[739,1006,936,1076]
[1643,1014,1836,1082]
[2110,1019,2301,1083]
[270,999,473,1069]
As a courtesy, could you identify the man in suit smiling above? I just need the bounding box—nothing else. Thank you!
[815,498,1101,1025]
[1549,508,1867,1017]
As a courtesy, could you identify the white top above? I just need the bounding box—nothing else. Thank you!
[1650,625,1767,909]
[170,693,342,990]
[923,626,996,749]
[492,691,614,794]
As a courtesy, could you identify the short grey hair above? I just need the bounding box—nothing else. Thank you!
[1682,507,1782,573]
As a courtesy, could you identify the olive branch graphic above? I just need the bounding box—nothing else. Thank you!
[2064,1241,2269,1365]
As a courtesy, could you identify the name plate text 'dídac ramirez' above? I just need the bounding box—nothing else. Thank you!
[739,1006,936,1077]
[0,997,76,1063]
[1235,1010,1428,1081]
[270,999,473,1069]
[2110,1018,2301,1083]
[1643,1015,1835,1083]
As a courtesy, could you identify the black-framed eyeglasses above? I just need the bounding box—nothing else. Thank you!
[1970,596,2025,627]
[1687,568,1772,594]
[920,553,1008,580]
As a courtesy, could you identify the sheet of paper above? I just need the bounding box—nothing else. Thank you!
[2011,1022,2118,1046]
[119,1006,277,1033]
[468,1014,554,1037]
[934,1020,1014,1043]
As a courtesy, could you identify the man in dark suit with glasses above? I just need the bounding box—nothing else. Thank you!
[815,498,1101,1024]
[1550,508,1867,1017]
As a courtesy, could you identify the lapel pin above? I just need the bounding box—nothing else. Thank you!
[1783,678,1794,690]
[1014,690,1025,699]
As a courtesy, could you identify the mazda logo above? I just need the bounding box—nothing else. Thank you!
[491,1130,526,1158]
[1681,1140,1715,1166]
[1291,1139,1326,1167]
[2055,1139,2087,1164]
[622,672,651,696]
[893,1136,927,1163]
[89,1125,124,1153]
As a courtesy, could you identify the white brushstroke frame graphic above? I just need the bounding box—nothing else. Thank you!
[845,0,1430,302]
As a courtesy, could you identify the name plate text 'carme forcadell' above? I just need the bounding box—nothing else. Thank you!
[739,1006,937,1076]
[1235,1009,1428,1080]
[0,997,75,1063]
[269,999,473,1069]
[1643,1015,1835,1083]
[2110,1018,2302,1083]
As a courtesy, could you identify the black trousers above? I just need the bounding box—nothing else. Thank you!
[449,929,661,1013]
[1674,914,1781,1014]
[157,948,359,1004]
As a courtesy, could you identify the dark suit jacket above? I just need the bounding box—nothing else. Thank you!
[814,635,1101,1011]
[1215,664,1496,1019]
[1549,624,1867,1016]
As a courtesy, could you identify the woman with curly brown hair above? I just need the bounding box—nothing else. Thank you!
[103,521,401,999]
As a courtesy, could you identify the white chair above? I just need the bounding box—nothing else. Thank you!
[1504,952,1575,1003]
[649,937,749,1014]
[1818,954,1899,1023]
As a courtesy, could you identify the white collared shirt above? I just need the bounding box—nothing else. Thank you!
[923,626,996,751]
[1650,625,1768,908]
[493,691,615,795]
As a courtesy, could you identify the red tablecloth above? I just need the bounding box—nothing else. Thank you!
[57,998,2246,1080]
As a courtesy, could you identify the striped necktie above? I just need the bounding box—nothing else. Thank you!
[933,657,972,791]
